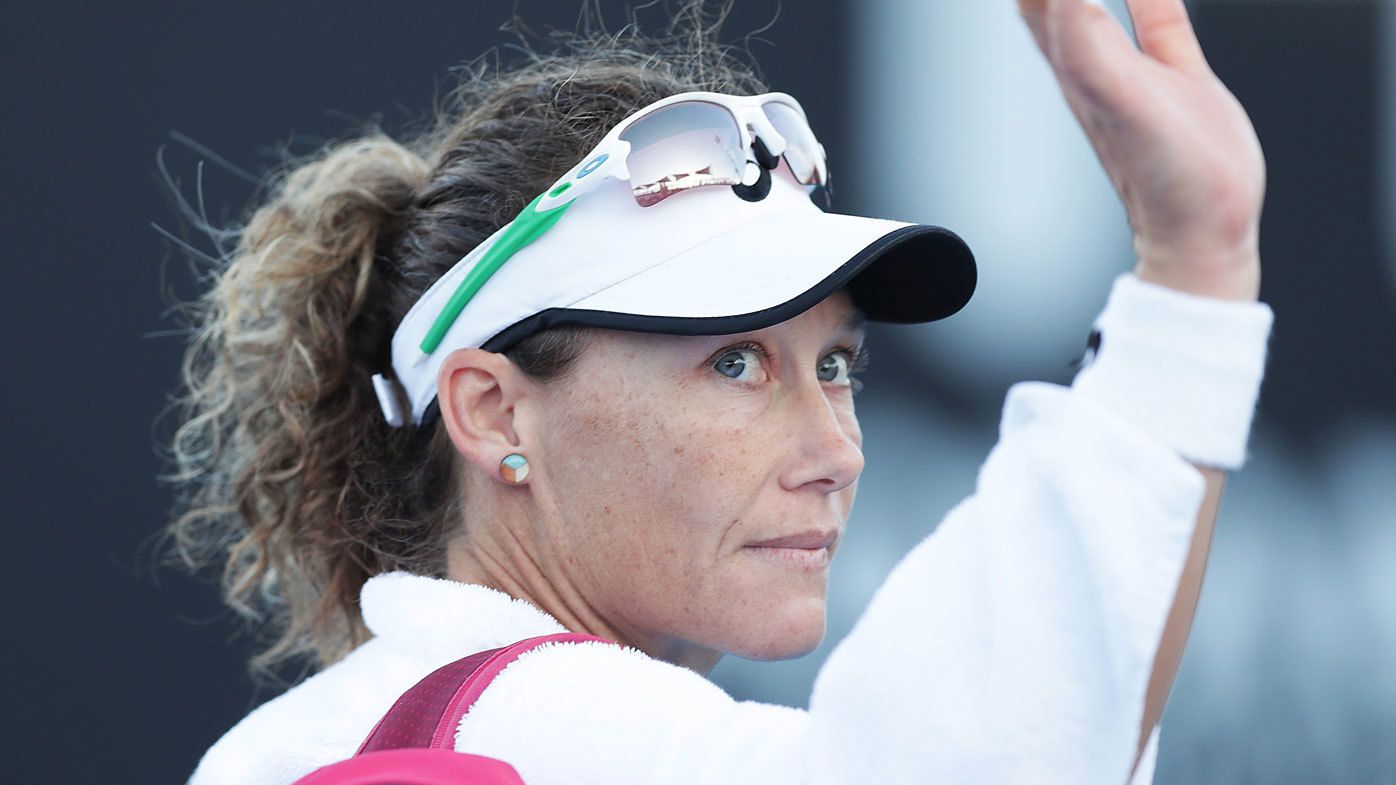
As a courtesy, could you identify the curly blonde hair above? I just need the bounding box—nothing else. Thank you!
[154,3,769,685]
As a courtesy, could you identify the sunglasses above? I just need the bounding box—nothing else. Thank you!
[416,90,831,358]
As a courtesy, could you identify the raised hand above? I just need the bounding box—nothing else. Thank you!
[1017,0,1264,301]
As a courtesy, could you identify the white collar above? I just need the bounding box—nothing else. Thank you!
[359,571,568,663]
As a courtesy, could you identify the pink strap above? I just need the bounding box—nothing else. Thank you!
[356,632,614,754]
[292,748,526,785]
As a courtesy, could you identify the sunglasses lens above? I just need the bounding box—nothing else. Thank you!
[620,101,745,207]
[762,101,824,185]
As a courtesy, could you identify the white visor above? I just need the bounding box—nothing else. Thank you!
[373,164,976,428]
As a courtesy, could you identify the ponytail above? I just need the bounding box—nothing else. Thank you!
[161,134,447,677]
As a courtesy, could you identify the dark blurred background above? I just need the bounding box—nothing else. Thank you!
[3,1,1392,782]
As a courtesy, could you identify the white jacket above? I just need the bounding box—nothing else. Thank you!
[188,272,1275,785]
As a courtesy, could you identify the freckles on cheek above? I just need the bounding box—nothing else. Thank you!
[663,422,767,543]
[652,389,738,479]
[632,393,751,532]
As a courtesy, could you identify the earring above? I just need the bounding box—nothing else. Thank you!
[499,452,530,484]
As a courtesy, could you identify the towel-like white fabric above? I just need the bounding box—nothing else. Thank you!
[187,272,1275,785]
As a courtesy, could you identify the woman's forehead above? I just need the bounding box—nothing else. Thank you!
[662,293,865,349]
[784,287,866,336]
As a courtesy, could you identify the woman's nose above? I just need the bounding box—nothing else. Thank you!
[779,381,865,494]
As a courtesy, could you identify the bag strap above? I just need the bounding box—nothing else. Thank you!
[291,749,528,785]
[356,632,615,754]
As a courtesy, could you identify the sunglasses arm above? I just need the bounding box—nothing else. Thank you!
[535,139,633,212]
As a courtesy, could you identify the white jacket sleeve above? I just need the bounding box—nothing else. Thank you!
[455,272,1275,785]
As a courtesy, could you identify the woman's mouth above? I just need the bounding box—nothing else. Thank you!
[743,544,831,571]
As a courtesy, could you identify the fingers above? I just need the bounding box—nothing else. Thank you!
[1019,0,1136,74]
[1018,0,1051,54]
[1123,0,1214,76]
[1038,0,1140,105]
[1019,0,1213,85]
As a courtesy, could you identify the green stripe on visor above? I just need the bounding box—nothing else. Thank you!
[418,188,574,355]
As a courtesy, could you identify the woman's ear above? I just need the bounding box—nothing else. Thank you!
[436,348,532,483]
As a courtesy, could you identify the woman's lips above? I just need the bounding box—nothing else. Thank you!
[747,529,837,549]
[744,544,831,571]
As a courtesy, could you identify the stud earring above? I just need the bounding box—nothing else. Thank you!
[499,452,530,484]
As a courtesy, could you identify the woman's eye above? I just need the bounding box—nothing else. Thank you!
[713,348,763,381]
[817,352,851,384]
[714,346,864,390]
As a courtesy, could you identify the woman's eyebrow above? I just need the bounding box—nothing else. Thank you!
[839,310,867,335]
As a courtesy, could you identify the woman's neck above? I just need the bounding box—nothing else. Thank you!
[444,532,724,675]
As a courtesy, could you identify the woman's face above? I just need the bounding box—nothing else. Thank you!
[521,288,867,672]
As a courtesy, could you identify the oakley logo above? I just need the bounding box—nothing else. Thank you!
[578,154,609,178]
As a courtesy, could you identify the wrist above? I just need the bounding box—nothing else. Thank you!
[1133,237,1262,303]
[1071,272,1276,470]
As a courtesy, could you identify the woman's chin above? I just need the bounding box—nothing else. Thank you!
[727,597,828,661]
